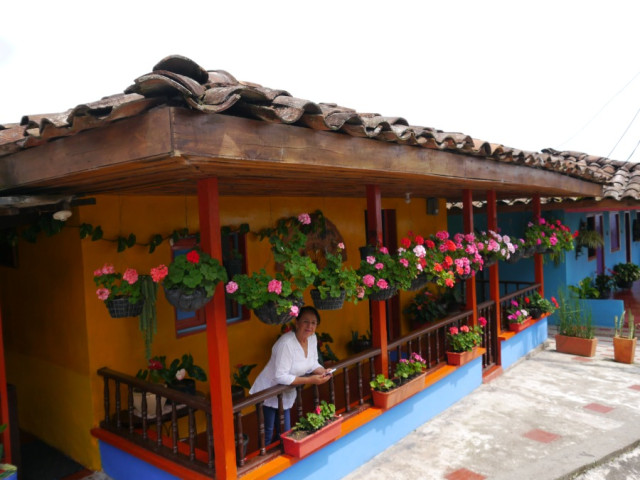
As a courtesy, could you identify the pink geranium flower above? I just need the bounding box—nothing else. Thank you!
[267,279,282,295]
[225,281,238,294]
[298,213,311,225]
[122,268,139,285]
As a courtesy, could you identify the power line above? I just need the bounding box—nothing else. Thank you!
[625,135,640,161]
[608,104,640,158]
[558,68,640,148]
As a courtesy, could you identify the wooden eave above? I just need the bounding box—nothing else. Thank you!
[0,106,604,202]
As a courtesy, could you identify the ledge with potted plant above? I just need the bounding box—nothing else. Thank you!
[347,330,372,354]
[280,400,342,458]
[506,301,531,333]
[554,290,596,357]
[613,310,637,364]
[445,317,486,366]
[163,249,228,311]
[369,352,427,409]
[524,291,557,320]
[611,262,640,290]
[594,272,616,299]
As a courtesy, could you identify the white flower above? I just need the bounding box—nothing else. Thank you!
[175,368,186,381]
[413,245,427,258]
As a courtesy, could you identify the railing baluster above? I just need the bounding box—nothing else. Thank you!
[188,408,196,461]
[295,388,303,419]
[141,391,148,440]
[343,366,351,412]
[329,375,336,406]
[257,402,266,455]
[171,404,179,454]
[114,380,120,428]
[426,332,433,368]
[357,361,364,406]
[235,411,245,467]
[313,385,320,408]
[127,386,134,435]
[278,394,286,448]
[206,412,214,468]
[103,377,110,426]
[156,394,163,447]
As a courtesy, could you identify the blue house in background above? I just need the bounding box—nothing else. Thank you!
[448,155,640,327]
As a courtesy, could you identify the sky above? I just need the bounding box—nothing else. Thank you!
[2,1,640,161]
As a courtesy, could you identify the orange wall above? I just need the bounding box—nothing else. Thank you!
[0,193,447,470]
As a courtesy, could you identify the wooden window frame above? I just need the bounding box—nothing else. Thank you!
[586,215,597,260]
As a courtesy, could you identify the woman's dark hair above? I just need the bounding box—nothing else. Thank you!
[297,306,321,326]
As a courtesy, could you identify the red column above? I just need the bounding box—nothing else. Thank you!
[198,178,237,480]
[366,185,388,376]
[0,306,11,463]
[462,190,478,326]
[486,191,501,335]
[532,195,544,297]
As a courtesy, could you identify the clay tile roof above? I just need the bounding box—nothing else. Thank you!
[0,55,618,187]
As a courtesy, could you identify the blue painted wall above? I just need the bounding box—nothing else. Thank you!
[501,318,548,369]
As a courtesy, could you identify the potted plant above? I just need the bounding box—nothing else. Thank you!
[554,290,596,357]
[594,272,616,298]
[568,276,600,299]
[574,226,604,258]
[523,217,576,262]
[445,317,486,365]
[357,245,411,300]
[231,363,257,402]
[163,249,228,311]
[137,353,207,397]
[439,231,483,281]
[611,262,640,290]
[613,310,637,364]
[370,352,427,409]
[226,271,303,325]
[310,242,361,310]
[506,300,531,332]
[398,232,430,291]
[404,288,448,329]
[280,401,343,458]
[525,291,557,319]
[347,330,372,354]
[475,230,520,265]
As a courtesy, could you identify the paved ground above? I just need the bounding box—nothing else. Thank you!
[342,328,640,480]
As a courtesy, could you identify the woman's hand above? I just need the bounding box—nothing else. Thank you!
[308,373,331,385]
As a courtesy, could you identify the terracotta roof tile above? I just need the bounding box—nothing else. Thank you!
[0,54,619,189]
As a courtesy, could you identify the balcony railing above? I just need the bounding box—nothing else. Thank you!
[97,287,537,478]
[499,283,541,331]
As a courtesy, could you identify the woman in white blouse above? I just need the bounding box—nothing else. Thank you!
[250,306,332,444]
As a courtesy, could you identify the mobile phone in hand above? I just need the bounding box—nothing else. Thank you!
[324,368,337,376]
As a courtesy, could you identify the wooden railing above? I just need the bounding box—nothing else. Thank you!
[477,300,498,368]
[97,367,215,477]
[387,309,473,374]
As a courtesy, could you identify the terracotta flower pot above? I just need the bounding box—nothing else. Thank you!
[446,346,479,366]
[555,334,597,357]
[509,318,533,333]
[613,337,637,364]
[281,416,343,458]
[371,372,427,410]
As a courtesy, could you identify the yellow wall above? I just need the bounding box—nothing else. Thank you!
[0,193,447,470]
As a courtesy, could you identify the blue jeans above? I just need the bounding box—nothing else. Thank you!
[263,406,291,445]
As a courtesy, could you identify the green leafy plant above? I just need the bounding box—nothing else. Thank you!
[614,310,637,339]
[312,242,361,301]
[136,353,207,385]
[404,288,448,324]
[594,273,616,297]
[369,373,395,392]
[525,291,558,315]
[227,270,300,315]
[348,330,372,353]
[394,352,426,382]
[568,276,600,299]
[357,245,413,297]
[506,300,529,324]
[163,249,228,297]
[612,262,640,283]
[446,317,486,352]
[231,363,257,390]
[292,401,336,433]
[556,289,594,339]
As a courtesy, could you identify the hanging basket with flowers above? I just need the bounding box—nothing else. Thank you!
[523,217,577,262]
[163,249,228,312]
[475,230,521,265]
[398,232,430,291]
[310,242,361,310]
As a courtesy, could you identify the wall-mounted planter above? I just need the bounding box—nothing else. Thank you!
[281,416,343,458]
[371,372,427,410]
[509,318,533,333]
[446,347,478,367]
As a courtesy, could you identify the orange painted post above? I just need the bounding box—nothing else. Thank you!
[198,178,237,480]
[0,306,11,463]
[462,189,478,326]
[532,195,544,297]
[486,190,501,335]
[366,185,388,376]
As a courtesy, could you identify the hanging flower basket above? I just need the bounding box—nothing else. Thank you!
[164,286,212,312]
[505,250,524,263]
[369,286,398,301]
[106,297,144,318]
[310,289,346,310]
[482,257,498,268]
[253,298,304,325]
[522,246,537,258]
[407,274,431,292]
[358,245,376,260]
